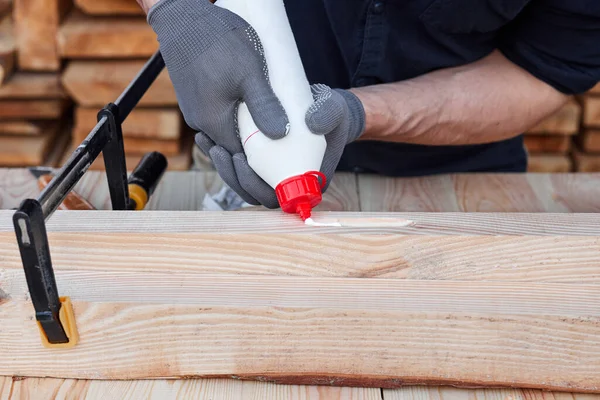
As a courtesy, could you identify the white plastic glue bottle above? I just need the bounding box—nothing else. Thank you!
[215,0,327,222]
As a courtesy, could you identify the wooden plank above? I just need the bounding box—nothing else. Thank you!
[523,135,571,153]
[0,99,68,119]
[573,149,600,172]
[73,126,181,156]
[358,175,460,212]
[0,376,11,400]
[0,123,61,166]
[75,0,143,15]
[62,61,177,107]
[527,154,572,173]
[75,107,181,140]
[57,11,158,58]
[0,15,15,84]
[1,211,600,283]
[0,121,42,135]
[9,377,380,399]
[0,168,38,209]
[13,0,72,71]
[1,267,600,390]
[0,73,65,99]
[580,129,600,153]
[546,174,600,212]
[383,387,600,400]
[583,95,600,128]
[526,98,581,135]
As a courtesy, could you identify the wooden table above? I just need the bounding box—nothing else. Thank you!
[1,168,599,400]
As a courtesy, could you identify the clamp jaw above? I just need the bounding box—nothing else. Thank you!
[12,51,168,348]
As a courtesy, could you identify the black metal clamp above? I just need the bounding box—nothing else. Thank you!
[12,51,169,348]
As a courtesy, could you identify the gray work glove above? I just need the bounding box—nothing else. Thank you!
[195,83,366,209]
[147,0,289,157]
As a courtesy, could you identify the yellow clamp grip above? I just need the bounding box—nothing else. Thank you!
[37,296,79,349]
[128,183,148,211]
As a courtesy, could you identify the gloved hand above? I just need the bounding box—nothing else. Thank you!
[147,0,289,174]
[195,83,366,209]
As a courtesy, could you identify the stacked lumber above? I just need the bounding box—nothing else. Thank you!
[0,0,191,170]
[573,83,600,172]
[59,1,190,171]
[525,98,580,172]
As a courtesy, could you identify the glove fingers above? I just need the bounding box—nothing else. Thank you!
[209,145,260,206]
[243,77,289,140]
[232,153,280,209]
[194,131,214,157]
[217,101,245,155]
[306,84,345,135]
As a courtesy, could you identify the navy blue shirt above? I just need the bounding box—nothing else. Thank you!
[283,0,600,176]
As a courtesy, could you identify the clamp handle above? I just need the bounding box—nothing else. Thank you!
[127,152,168,210]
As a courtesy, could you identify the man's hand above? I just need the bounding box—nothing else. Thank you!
[146,0,289,198]
[195,84,366,209]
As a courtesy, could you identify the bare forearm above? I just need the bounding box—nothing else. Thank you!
[352,50,568,146]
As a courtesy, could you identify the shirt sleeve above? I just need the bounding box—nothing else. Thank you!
[498,0,600,95]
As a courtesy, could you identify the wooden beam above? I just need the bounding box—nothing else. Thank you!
[0,73,65,99]
[72,126,181,156]
[526,99,581,135]
[573,149,600,172]
[57,11,158,58]
[0,99,68,119]
[13,0,72,71]
[382,387,599,400]
[75,0,142,15]
[523,135,571,153]
[0,123,61,166]
[75,107,181,140]
[527,154,572,173]
[0,15,15,84]
[1,257,599,389]
[579,129,600,153]
[0,121,42,135]
[62,61,177,107]
[583,95,600,128]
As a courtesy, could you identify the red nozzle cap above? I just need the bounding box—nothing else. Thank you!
[275,171,326,221]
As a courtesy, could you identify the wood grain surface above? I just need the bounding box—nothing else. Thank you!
[0,73,64,99]
[8,377,381,399]
[13,0,72,71]
[75,0,143,15]
[61,60,177,107]
[0,15,15,84]
[1,270,600,390]
[57,11,159,58]
[526,98,581,135]
[527,155,572,173]
[580,130,600,153]
[383,387,600,400]
[0,121,42,135]
[523,135,571,153]
[72,126,181,156]
[74,107,181,140]
[584,96,600,128]
[0,169,39,209]
[0,99,68,119]
[573,149,600,172]
[0,123,61,166]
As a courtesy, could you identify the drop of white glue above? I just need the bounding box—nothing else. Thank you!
[304,218,342,227]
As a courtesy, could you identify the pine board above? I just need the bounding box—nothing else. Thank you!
[7,377,381,399]
[0,73,64,99]
[0,169,39,209]
[0,99,68,119]
[357,173,599,212]
[73,125,181,156]
[526,99,581,135]
[584,96,600,128]
[523,135,571,153]
[75,107,181,140]
[62,61,177,107]
[0,377,11,400]
[0,121,42,135]
[383,387,600,400]
[13,0,72,71]
[0,123,61,166]
[527,155,572,173]
[75,0,143,15]
[0,15,15,84]
[57,11,158,58]
[579,130,600,153]
[573,149,600,172]
[1,268,600,390]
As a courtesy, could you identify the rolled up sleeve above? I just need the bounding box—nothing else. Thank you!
[499,0,600,94]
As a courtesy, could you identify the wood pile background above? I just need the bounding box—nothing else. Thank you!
[0,0,599,172]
